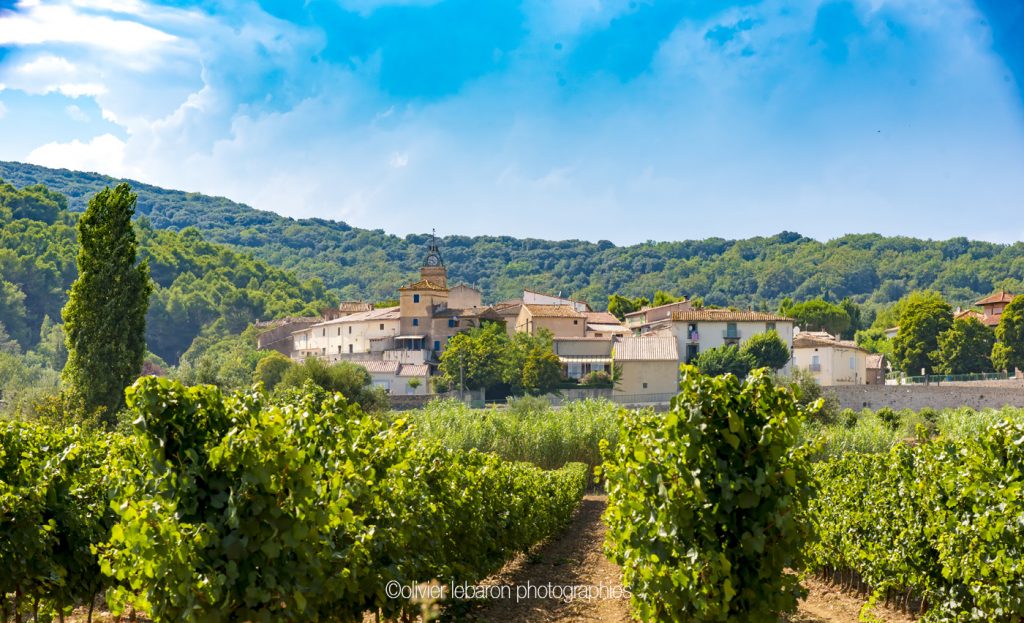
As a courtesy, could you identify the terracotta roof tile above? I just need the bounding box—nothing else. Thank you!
[671,309,793,323]
[399,279,448,292]
[975,290,1016,306]
[522,304,585,318]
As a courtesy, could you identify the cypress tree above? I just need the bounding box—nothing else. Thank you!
[62,183,152,420]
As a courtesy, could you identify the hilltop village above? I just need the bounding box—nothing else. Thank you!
[256,236,906,398]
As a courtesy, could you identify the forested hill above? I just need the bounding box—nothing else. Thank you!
[3,160,1024,310]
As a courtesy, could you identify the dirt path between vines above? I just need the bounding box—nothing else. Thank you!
[461,495,918,623]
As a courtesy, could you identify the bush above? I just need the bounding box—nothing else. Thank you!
[741,330,791,370]
[876,407,901,431]
[580,370,612,387]
[602,366,817,622]
[692,344,758,378]
[276,357,387,411]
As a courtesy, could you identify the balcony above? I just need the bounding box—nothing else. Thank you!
[809,363,821,372]
[722,329,741,340]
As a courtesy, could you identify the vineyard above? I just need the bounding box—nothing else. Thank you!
[4,374,1024,623]
[0,378,586,622]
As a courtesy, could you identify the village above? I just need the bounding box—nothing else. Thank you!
[253,235,1018,401]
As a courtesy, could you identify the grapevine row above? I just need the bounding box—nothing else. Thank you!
[806,419,1024,622]
[0,377,587,622]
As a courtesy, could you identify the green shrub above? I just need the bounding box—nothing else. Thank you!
[602,366,817,622]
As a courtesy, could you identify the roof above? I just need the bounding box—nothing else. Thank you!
[587,323,630,333]
[613,336,679,361]
[331,302,374,313]
[671,309,793,323]
[553,336,614,342]
[521,304,585,319]
[304,307,400,330]
[358,361,400,374]
[623,299,691,318]
[975,290,1015,306]
[397,364,430,377]
[399,279,448,292]
[395,335,427,340]
[492,302,522,316]
[585,311,621,324]
[954,309,986,322]
[793,332,866,352]
[866,354,886,369]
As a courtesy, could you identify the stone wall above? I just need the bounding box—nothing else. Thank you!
[827,385,1024,411]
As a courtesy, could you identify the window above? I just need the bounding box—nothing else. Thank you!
[348,326,352,334]
[642,382,648,389]
[322,328,326,337]
[573,319,579,324]
[567,363,583,378]
[348,344,353,353]
[412,318,419,326]
[726,323,738,337]
[810,354,820,372]
[337,328,340,336]
[434,340,441,351]
[413,294,420,303]
[379,323,384,330]
[850,356,856,369]
[766,322,776,332]
[448,319,457,328]
[595,333,603,337]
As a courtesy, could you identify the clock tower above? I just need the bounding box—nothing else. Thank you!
[420,229,447,288]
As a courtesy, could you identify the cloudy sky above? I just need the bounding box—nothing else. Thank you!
[0,0,1022,244]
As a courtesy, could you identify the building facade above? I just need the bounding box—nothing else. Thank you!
[658,309,795,366]
[792,331,869,386]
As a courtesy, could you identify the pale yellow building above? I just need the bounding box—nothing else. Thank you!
[792,331,869,386]
[515,304,587,338]
[612,336,679,397]
[552,337,613,379]
[291,307,401,361]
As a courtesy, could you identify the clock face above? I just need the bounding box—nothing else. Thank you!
[426,254,440,266]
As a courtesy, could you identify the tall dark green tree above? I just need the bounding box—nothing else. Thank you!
[62,183,152,419]
[785,299,851,336]
[891,291,952,375]
[992,295,1024,373]
[935,317,995,375]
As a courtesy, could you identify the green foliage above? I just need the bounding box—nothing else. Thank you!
[580,369,612,387]
[935,316,995,374]
[855,326,894,358]
[0,420,130,621]
[779,367,840,421]
[740,330,791,370]
[276,357,387,411]
[61,183,152,421]
[892,291,953,375]
[692,344,757,378]
[438,323,507,392]
[838,298,863,339]
[6,162,1024,315]
[100,377,586,621]
[785,298,851,336]
[252,351,292,391]
[601,366,816,622]
[607,294,647,320]
[398,397,620,470]
[652,290,683,306]
[806,419,1024,621]
[992,295,1024,373]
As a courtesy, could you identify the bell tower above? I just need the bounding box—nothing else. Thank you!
[420,229,447,288]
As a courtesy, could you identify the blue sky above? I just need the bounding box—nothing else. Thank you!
[0,0,1022,244]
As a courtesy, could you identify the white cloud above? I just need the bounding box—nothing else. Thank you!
[27,133,130,177]
[0,3,178,54]
[0,54,108,97]
[66,104,90,122]
[389,152,409,168]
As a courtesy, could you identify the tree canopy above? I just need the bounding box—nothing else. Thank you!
[741,331,791,371]
[61,183,152,419]
[935,317,995,375]
[892,291,953,375]
[992,296,1024,373]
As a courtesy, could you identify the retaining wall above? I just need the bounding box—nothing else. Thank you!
[827,385,1024,411]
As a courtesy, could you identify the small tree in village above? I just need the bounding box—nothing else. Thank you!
[935,316,995,375]
[741,330,791,371]
[692,344,757,378]
[62,183,152,421]
[992,295,1024,373]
